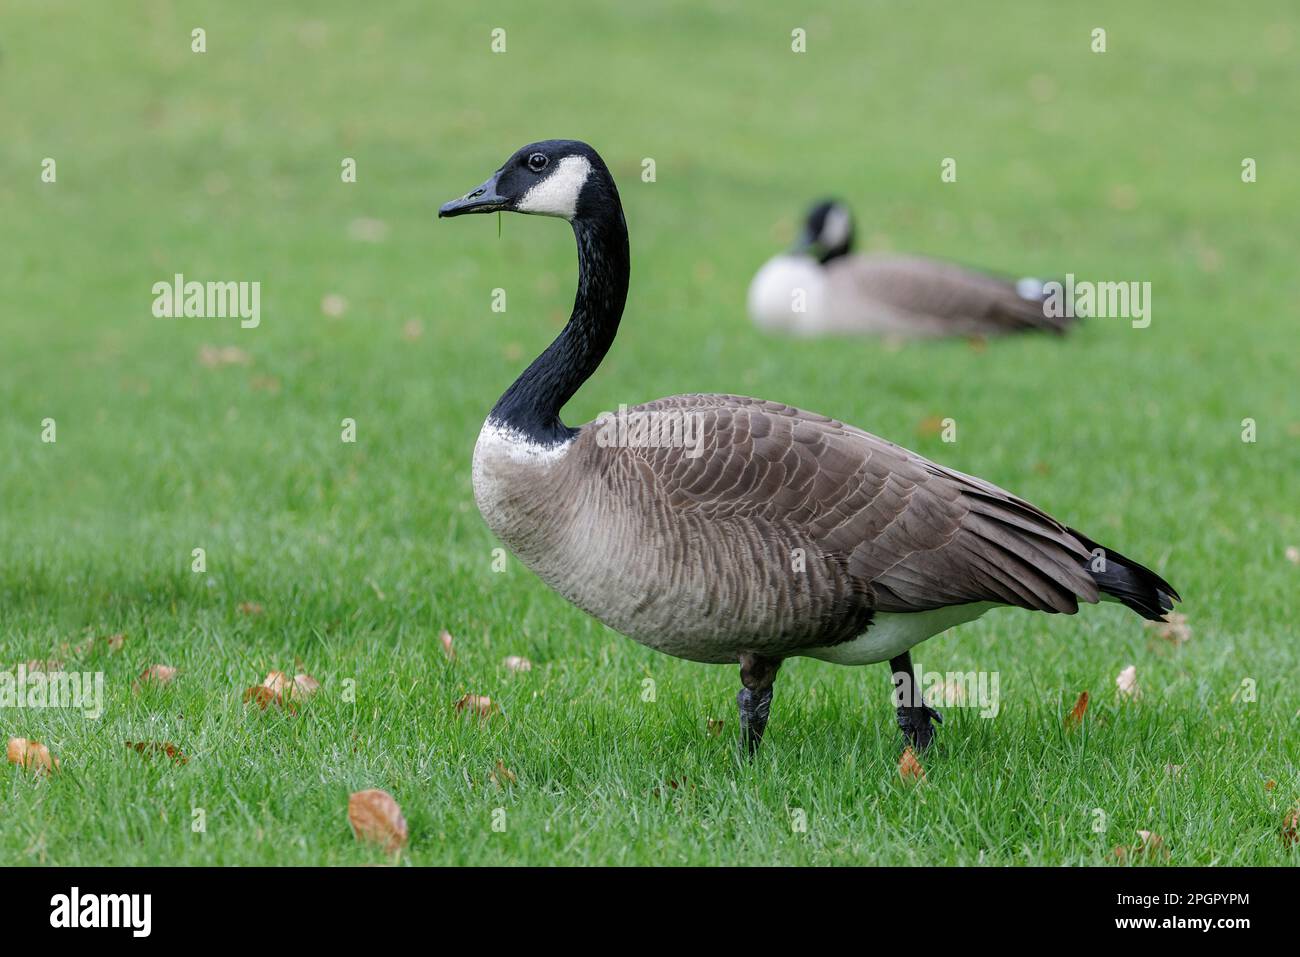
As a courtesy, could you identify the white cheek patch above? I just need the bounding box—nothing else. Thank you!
[821,205,852,249]
[516,155,592,220]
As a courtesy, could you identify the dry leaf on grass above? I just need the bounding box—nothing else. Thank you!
[1265,779,1277,792]
[242,685,277,709]
[6,737,59,774]
[916,415,947,438]
[1116,665,1140,699]
[134,664,178,691]
[242,684,296,713]
[1065,690,1090,729]
[489,760,516,787]
[502,655,532,673]
[898,747,926,783]
[348,789,408,852]
[706,717,725,737]
[455,694,498,719]
[439,630,455,660]
[124,741,188,765]
[1115,830,1169,861]
[290,673,320,700]
[237,602,264,616]
[1144,612,1190,646]
[1283,809,1299,848]
[258,671,318,703]
[104,633,126,652]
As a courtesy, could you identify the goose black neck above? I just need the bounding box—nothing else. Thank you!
[490,207,630,445]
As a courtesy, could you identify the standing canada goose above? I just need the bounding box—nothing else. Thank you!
[748,199,1074,338]
[440,142,1178,754]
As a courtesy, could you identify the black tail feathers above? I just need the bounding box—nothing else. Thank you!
[1069,528,1181,622]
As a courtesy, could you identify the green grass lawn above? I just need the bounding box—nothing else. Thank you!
[1,0,1297,865]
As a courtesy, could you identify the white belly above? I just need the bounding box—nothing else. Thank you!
[802,603,997,665]
[747,255,828,335]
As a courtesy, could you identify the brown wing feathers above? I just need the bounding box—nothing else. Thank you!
[846,256,1074,335]
[610,395,1163,622]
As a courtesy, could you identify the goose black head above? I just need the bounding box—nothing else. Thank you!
[439,140,618,224]
[795,199,855,264]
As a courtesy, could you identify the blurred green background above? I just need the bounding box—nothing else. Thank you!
[0,1,1296,864]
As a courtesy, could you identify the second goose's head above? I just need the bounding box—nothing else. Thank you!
[438,140,620,225]
[795,199,855,264]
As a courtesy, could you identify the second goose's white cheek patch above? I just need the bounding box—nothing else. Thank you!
[516,155,592,219]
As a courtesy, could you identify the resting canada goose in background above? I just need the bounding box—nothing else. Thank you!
[748,199,1075,338]
[440,142,1178,754]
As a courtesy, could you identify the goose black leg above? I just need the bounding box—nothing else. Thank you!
[737,653,782,756]
[889,651,942,750]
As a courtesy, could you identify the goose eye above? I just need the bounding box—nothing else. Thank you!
[527,152,548,172]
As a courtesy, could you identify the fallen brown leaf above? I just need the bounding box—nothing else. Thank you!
[136,664,178,688]
[262,671,291,696]
[1116,665,1140,699]
[1065,690,1090,729]
[238,602,264,616]
[489,760,516,786]
[502,655,532,673]
[1144,612,1190,646]
[242,684,296,713]
[898,746,926,783]
[455,693,498,719]
[439,629,455,660]
[124,740,188,765]
[348,789,408,852]
[917,415,946,438]
[290,673,320,701]
[243,685,277,708]
[1283,808,1299,848]
[1265,779,1277,792]
[1116,830,1169,861]
[706,717,725,737]
[6,737,59,774]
